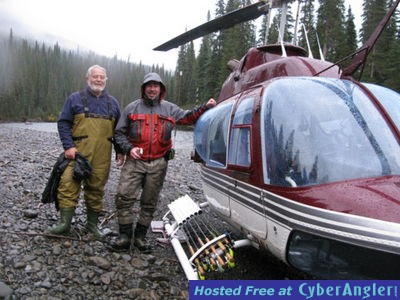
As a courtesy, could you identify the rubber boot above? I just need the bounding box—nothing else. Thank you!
[48,208,75,235]
[86,210,104,241]
[134,223,152,253]
[109,224,133,252]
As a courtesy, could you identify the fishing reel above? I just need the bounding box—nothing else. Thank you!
[185,224,235,280]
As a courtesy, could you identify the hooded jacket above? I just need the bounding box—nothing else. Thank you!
[114,72,209,161]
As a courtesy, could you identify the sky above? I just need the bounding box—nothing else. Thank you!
[0,0,362,70]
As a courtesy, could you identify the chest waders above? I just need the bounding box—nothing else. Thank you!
[111,113,171,252]
[48,93,115,240]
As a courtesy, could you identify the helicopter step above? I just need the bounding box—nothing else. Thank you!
[151,194,252,280]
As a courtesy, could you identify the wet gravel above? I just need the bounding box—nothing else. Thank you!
[0,123,303,299]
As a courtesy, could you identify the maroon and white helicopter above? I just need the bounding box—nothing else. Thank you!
[152,0,400,280]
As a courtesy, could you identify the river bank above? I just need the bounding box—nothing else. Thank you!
[0,124,201,299]
[0,123,301,299]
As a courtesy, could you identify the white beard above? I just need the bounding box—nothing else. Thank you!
[89,83,105,93]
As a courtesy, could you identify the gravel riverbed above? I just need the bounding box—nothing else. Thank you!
[0,123,302,300]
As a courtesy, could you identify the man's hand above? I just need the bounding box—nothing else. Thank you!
[130,147,143,160]
[206,98,217,108]
[116,153,125,166]
[64,147,77,159]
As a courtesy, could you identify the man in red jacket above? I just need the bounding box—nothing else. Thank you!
[111,72,216,252]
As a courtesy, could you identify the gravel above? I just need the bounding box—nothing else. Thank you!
[0,123,302,300]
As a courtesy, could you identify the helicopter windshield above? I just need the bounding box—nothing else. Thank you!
[261,77,400,187]
[362,82,400,129]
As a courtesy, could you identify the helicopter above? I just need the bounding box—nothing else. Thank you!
[151,0,400,280]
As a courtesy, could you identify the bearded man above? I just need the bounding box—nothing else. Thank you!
[48,65,122,240]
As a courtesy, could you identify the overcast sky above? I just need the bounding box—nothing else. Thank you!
[0,0,362,70]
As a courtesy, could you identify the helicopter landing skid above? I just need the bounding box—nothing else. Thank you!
[152,194,236,280]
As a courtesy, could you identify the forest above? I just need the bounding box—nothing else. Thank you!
[0,0,399,121]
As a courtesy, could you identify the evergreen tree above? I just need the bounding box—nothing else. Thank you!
[1,1,400,122]
[298,0,317,57]
[220,0,247,78]
[283,2,295,43]
[175,44,187,105]
[182,41,197,105]
[383,0,400,90]
[266,3,295,44]
[316,0,347,62]
[209,0,226,98]
[196,11,214,103]
[238,0,257,52]
[268,14,281,44]
[360,0,394,83]
[258,14,270,45]
[0,33,174,120]
[343,5,358,56]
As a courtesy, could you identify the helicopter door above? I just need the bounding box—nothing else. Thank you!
[228,91,268,239]
[193,99,235,217]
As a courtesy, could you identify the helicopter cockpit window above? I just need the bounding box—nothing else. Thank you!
[194,101,233,168]
[228,97,254,167]
[261,77,400,187]
[362,83,400,130]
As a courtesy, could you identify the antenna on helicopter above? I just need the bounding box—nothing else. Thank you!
[292,0,301,45]
[279,31,288,57]
[263,5,272,44]
[302,24,313,59]
[277,1,288,44]
[315,34,325,61]
[277,0,289,57]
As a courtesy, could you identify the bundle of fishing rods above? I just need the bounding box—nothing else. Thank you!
[161,195,235,280]
[183,213,235,279]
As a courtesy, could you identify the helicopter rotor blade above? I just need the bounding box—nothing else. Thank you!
[153,1,276,51]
